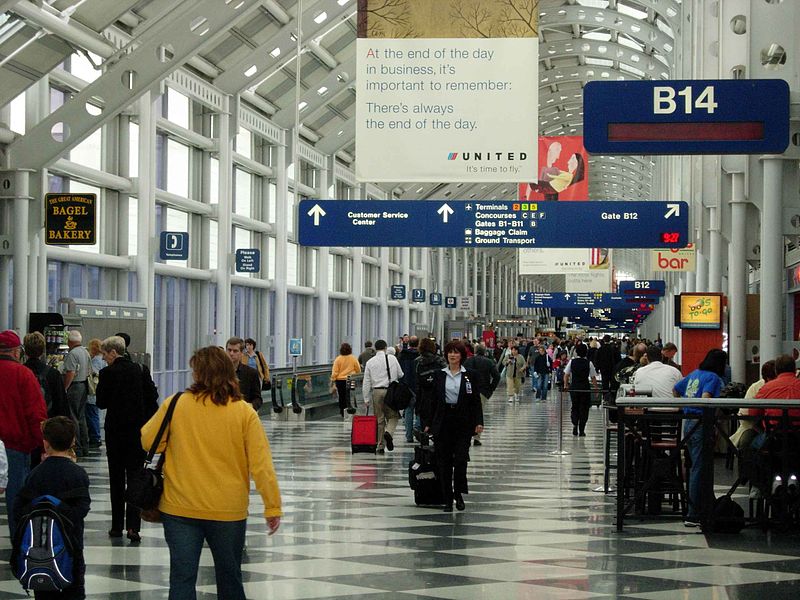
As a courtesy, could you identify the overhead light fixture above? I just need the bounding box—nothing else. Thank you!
[270,47,281,58]
[298,101,308,110]
[313,11,328,24]
[317,86,328,95]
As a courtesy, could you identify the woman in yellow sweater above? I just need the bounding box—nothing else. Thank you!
[141,346,281,600]
[331,342,361,416]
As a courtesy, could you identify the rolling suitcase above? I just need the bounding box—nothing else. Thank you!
[352,405,378,454]
[408,433,444,506]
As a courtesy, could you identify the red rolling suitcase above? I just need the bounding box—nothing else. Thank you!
[351,405,378,454]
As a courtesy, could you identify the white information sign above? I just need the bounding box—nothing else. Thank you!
[459,296,474,311]
[356,38,538,182]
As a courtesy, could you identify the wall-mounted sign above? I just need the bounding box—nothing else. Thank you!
[445,297,457,309]
[160,232,189,260]
[45,193,96,245]
[429,293,442,306]
[235,249,260,273]
[289,338,303,357]
[411,288,426,302]
[676,293,723,330]
[391,284,406,300]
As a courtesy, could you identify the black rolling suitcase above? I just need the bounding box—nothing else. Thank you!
[408,431,444,506]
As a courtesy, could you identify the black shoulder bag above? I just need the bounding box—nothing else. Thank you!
[384,354,414,412]
[126,392,182,518]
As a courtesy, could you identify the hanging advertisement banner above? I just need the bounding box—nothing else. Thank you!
[356,0,538,183]
[519,248,610,275]
[566,270,612,293]
[519,136,589,201]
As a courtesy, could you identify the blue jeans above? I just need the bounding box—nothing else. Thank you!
[535,373,550,400]
[162,514,247,600]
[404,397,419,442]
[5,448,31,537]
[85,402,101,443]
[683,419,704,519]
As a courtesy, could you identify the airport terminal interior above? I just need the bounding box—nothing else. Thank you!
[2,0,800,598]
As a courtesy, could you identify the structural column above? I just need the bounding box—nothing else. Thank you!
[351,248,363,349]
[708,206,722,293]
[727,173,747,383]
[401,247,411,333]
[760,158,784,363]
[215,95,233,345]
[273,136,289,367]
[315,157,332,364]
[136,93,157,358]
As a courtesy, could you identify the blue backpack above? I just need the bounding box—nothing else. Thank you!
[12,495,75,592]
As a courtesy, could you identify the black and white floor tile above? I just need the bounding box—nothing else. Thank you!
[3,385,800,599]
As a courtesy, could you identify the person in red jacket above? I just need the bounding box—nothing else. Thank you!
[0,329,48,537]
[754,354,800,422]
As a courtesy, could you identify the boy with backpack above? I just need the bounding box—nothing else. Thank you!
[12,417,91,599]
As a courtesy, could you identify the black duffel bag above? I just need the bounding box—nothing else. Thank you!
[383,354,415,412]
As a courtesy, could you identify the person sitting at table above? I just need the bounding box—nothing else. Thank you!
[730,360,776,450]
[753,354,800,423]
[673,348,727,528]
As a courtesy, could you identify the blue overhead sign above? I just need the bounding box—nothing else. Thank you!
[429,293,442,306]
[445,297,457,309]
[619,280,667,296]
[235,249,260,273]
[391,284,406,300]
[298,200,688,249]
[584,79,790,155]
[160,231,189,260]
[518,292,655,311]
[411,288,426,303]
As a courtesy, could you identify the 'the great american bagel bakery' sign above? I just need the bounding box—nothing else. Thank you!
[45,193,96,245]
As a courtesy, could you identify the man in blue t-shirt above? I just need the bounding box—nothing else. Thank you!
[673,350,726,527]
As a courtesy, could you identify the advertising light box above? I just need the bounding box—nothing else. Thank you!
[676,293,723,330]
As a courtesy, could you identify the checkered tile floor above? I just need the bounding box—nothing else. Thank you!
[3,386,800,598]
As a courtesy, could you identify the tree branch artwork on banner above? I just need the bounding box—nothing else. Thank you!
[356,0,538,183]
[519,136,589,201]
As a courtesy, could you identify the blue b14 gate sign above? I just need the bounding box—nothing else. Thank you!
[299,200,688,249]
[583,79,789,155]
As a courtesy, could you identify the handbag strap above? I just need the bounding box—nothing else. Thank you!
[384,353,393,383]
[145,392,182,464]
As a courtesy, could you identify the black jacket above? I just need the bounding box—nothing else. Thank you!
[24,358,68,418]
[595,343,621,377]
[463,355,500,398]
[414,352,446,425]
[236,363,262,408]
[96,356,154,439]
[398,347,420,389]
[430,368,484,437]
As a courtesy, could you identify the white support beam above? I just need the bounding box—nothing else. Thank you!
[6,0,263,171]
[316,120,355,155]
[213,0,355,95]
[272,57,356,128]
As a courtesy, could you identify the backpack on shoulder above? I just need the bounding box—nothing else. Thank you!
[11,495,75,592]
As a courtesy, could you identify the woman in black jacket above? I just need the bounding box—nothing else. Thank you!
[428,340,483,512]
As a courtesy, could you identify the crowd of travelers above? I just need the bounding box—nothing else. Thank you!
[0,330,281,599]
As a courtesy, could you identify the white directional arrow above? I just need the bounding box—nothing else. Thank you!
[664,203,680,219]
[564,293,571,300]
[307,204,326,226]
[437,203,454,223]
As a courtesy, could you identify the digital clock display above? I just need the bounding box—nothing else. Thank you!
[662,232,681,244]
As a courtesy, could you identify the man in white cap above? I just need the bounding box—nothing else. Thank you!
[0,329,47,536]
